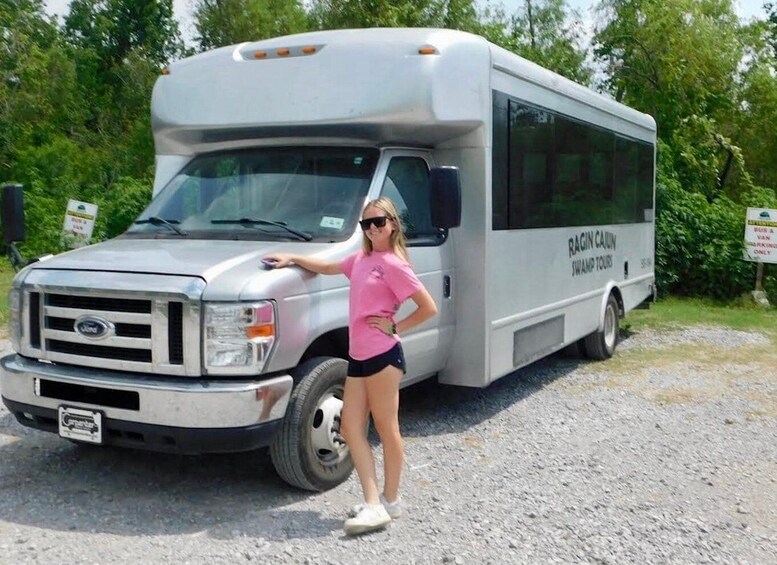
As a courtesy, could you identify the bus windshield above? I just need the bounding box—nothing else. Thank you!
[127,147,379,241]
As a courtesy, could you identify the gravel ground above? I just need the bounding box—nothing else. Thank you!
[0,327,775,565]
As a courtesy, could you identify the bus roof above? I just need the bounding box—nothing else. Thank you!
[152,28,654,155]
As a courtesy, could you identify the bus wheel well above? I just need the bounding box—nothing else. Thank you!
[299,328,349,368]
[609,286,624,318]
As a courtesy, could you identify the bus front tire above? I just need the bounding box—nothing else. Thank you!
[584,294,620,360]
[270,356,354,491]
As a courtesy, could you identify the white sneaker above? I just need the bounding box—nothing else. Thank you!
[343,504,391,535]
[348,494,403,519]
[380,493,403,519]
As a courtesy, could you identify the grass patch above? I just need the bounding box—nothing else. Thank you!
[0,260,15,329]
[598,341,777,375]
[561,300,777,413]
[623,296,777,337]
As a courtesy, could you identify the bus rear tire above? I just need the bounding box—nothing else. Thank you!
[270,356,354,491]
[584,294,620,360]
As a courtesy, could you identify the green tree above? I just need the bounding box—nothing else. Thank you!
[193,0,309,49]
[64,0,185,68]
[0,0,66,171]
[593,0,741,139]
[506,0,591,84]
[308,0,440,28]
[766,1,777,52]
[307,0,507,37]
[61,0,184,178]
[735,9,777,192]
[0,0,184,257]
[593,0,744,200]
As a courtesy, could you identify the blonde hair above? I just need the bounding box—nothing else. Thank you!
[361,197,409,262]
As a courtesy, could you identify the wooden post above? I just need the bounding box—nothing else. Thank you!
[755,262,764,292]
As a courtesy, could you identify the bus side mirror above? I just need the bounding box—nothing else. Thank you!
[2,184,26,244]
[430,167,461,229]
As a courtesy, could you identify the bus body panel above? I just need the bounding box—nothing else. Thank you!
[486,224,654,382]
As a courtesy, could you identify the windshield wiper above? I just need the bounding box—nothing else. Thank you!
[134,217,188,236]
[211,218,312,241]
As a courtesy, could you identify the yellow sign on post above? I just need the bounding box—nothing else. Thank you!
[62,199,98,248]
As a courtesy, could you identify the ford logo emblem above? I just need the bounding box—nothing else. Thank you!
[74,316,114,340]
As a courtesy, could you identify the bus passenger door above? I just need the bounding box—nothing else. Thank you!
[379,152,455,383]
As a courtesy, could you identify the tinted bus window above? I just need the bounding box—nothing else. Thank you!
[492,91,655,230]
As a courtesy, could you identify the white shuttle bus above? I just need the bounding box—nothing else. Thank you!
[1,28,655,491]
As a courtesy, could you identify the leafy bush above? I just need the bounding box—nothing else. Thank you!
[95,176,152,239]
[6,133,153,261]
[656,173,777,302]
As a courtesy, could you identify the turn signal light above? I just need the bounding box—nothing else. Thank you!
[247,325,275,339]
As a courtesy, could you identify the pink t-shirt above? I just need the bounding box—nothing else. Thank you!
[340,250,424,360]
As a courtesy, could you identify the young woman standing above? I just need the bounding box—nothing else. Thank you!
[266,197,438,535]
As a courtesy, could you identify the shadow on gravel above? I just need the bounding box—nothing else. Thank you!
[397,346,590,438]
[0,431,335,539]
[0,410,16,428]
[618,326,639,341]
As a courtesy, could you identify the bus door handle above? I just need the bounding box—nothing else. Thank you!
[443,275,451,298]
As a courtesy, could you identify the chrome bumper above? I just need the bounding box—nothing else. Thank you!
[0,354,292,429]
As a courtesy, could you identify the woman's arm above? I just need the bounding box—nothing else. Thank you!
[265,253,343,275]
[396,288,437,334]
[368,287,438,335]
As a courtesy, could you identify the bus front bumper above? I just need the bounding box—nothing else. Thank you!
[0,354,293,454]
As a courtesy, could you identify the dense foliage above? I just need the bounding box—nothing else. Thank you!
[1,0,776,302]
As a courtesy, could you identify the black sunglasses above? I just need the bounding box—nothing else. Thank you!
[359,216,390,230]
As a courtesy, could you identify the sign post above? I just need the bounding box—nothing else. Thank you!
[743,207,777,306]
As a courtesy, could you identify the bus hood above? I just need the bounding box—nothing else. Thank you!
[27,238,333,283]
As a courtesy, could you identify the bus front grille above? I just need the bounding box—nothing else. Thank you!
[23,290,199,377]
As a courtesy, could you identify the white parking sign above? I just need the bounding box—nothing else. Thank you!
[744,207,777,264]
[63,199,98,246]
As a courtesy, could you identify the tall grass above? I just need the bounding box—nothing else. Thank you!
[625,295,777,336]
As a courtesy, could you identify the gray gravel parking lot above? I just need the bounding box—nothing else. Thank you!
[0,328,775,565]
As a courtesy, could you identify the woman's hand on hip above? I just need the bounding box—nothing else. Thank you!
[367,316,395,335]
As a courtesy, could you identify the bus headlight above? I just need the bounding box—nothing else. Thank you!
[204,301,276,374]
[8,288,22,352]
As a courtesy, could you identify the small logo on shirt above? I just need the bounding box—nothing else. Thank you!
[370,265,386,280]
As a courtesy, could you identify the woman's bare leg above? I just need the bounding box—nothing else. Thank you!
[365,365,403,502]
[340,376,380,505]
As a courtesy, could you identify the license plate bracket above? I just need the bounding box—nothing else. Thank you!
[58,406,104,445]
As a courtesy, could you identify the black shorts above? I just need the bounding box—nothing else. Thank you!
[347,342,406,377]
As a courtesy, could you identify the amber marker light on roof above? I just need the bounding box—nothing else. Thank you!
[253,50,267,59]
[418,46,438,55]
[302,46,316,54]
[277,48,290,56]
[161,67,170,75]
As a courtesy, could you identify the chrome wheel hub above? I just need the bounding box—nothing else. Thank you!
[310,391,348,466]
